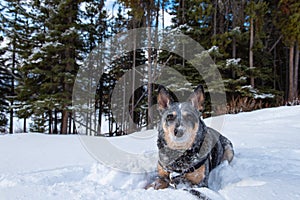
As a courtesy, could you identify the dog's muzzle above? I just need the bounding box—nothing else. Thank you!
[174,125,186,138]
[174,128,184,137]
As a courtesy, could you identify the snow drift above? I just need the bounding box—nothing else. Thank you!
[0,106,300,200]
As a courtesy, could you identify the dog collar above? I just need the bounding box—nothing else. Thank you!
[159,152,209,177]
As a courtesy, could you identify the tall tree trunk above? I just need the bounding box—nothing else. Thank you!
[61,110,68,134]
[249,16,255,87]
[73,113,77,134]
[232,0,237,79]
[10,40,16,134]
[294,43,299,98]
[98,88,103,135]
[180,0,185,24]
[181,0,185,68]
[122,72,126,133]
[213,0,217,37]
[285,48,289,100]
[147,10,153,128]
[23,118,27,133]
[162,0,165,30]
[9,83,14,134]
[9,8,19,134]
[68,112,72,134]
[49,110,52,134]
[131,27,137,132]
[54,109,58,134]
[109,112,113,136]
[85,109,88,135]
[288,43,295,102]
[89,106,92,135]
[273,46,277,89]
[153,1,160,79]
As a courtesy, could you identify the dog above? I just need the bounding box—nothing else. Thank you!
[146,84,234,190]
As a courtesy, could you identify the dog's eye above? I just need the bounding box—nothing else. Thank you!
[166,114,176,122]
[185,114,195,121]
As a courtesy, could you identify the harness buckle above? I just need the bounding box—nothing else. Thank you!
[169,172,182,188]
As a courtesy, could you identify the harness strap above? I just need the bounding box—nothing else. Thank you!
[159,153,209,176]
[186,189,212,200]
[183,154,209,174]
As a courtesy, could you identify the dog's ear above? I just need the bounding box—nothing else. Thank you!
[157,85,173,112]
[189,85,205,111]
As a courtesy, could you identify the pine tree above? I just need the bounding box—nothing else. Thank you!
[16,0,59,133]
[166,0,282,113]
[0,0,33,133]
[16,0,86,134]
[276,0,300,102]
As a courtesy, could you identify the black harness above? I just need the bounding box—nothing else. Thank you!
[158,153,209,178]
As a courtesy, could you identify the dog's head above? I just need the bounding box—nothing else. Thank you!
[157,85,205,150]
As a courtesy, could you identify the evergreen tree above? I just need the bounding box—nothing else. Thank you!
[16,0,86,134]
[0,36,10,129]
[0,0,32,133]
[0,5,9,129]
[276,0,300,102]
[166,0,282,114]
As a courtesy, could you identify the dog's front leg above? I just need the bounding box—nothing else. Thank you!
[145,163,170,190]
[185,164,208,187]
[145,177,170,190]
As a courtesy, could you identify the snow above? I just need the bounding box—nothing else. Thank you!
[226,58,241,67]
[0,37,10,48]
[208,46,219,53]
[253,93,275,99]
[41,41,63,49]
[1,106,300,199]
[239,85,275,99]
[178,24,193,32]
[231,27,241,34]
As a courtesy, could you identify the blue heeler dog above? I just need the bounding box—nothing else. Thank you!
[147,85,234,191]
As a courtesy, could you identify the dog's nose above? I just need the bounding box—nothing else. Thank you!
[174,128,184,137]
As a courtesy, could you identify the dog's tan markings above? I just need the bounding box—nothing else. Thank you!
[185,164,206,185]
[162,122,177,149]
[182,112,190,120]
[163,122,198,150]
[144,164,169,190]
[222,145,234,163]
[170,111,176,118]
[144,177,169,190]
[157,162,170,178]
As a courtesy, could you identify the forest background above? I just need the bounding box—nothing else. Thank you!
[0,0,299,135]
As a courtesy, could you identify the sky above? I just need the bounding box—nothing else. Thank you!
[105,0,173,28]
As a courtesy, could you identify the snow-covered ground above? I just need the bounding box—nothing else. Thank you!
[1,106,300,200]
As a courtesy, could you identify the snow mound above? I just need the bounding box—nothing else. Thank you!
[0,106,300,199]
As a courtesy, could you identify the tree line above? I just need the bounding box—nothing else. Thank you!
[0,0,299,135]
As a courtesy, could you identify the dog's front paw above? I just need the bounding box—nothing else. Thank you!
[145,177,169,190]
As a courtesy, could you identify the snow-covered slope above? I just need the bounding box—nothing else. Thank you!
[0,106,300,200]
